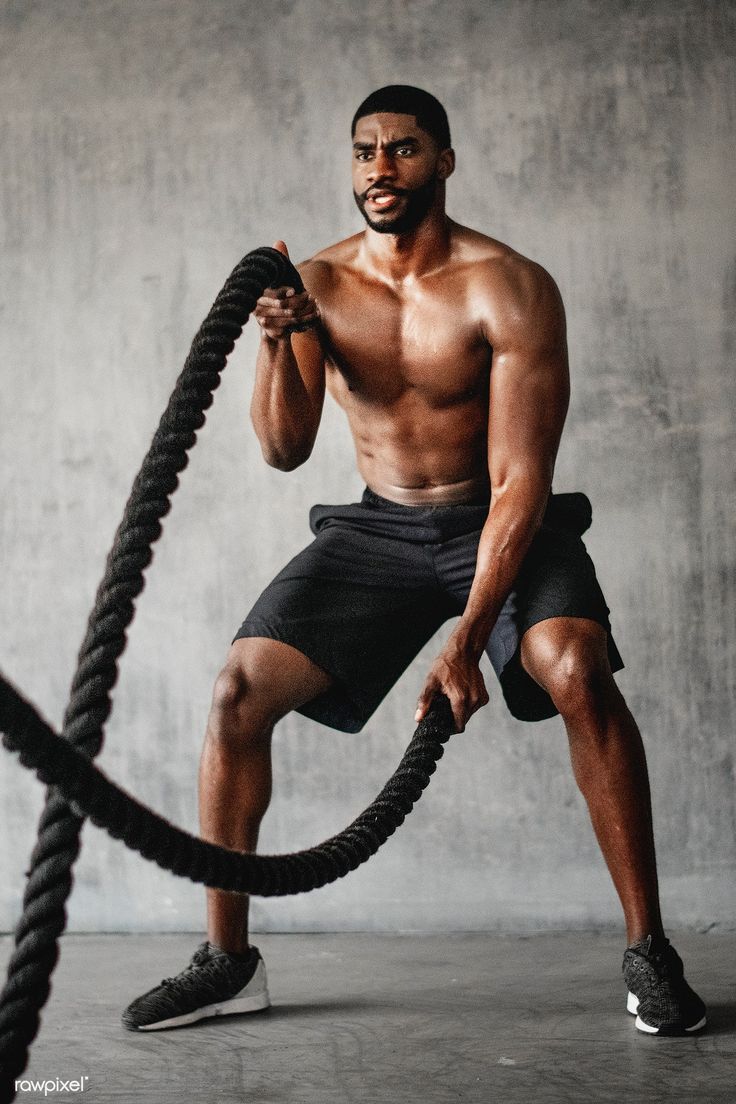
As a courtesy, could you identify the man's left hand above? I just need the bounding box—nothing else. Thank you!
[415,642,489,733]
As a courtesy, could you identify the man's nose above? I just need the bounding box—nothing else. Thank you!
[367,150,397,181]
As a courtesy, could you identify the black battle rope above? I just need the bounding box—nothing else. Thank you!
[0,676,453,894]
[0,246,455,1100]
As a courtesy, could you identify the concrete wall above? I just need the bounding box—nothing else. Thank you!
[1,0,733,934]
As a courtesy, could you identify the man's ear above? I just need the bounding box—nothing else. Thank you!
[437,148,456,181]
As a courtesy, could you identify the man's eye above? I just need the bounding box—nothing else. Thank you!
[355,151,372,161]
[396,147,414,156]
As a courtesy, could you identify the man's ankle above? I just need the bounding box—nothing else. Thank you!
[208,939,252,961]
[626,917,665,945]
[626,928,666,950]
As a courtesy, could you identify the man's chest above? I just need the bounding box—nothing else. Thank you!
[318,274,491,404]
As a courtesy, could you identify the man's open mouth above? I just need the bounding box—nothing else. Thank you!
[366,189,403,209]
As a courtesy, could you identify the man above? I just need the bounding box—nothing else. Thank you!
[123,86,705,1036]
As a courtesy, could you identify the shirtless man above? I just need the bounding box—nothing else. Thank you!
[123,85,705,1036]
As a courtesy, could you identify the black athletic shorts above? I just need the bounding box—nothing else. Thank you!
[234,488,624,733]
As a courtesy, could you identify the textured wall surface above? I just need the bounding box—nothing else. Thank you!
[1,0,733,934]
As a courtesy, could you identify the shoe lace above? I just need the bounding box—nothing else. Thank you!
[635,938,683,984]
[159,944,225,991]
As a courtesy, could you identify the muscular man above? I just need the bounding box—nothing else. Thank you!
[123,86,705,1036]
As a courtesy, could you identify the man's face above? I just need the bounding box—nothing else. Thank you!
[352,112,449,235]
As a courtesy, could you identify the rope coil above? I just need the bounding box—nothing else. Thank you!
[0,247,454,1100]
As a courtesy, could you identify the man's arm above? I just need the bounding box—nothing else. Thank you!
[250,242,327,471]
[416,257,570,730]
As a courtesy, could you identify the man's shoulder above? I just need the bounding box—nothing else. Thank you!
[454,224,555,290]
[454,225,563,328]
[297,235,362,287]
[452,225,565,344]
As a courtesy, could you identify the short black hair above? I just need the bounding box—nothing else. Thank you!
[351,85,451,150]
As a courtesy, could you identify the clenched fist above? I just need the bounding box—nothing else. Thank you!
[254,240,320,340]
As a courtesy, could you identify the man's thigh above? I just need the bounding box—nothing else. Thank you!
[232,527,451,733]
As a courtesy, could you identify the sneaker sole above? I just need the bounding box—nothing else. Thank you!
[627,991,706,1035]
[135,988,271,1031]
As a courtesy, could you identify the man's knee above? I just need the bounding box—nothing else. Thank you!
[209,637,331,739]
[549,651,613,725]
[521,618,616,724]
[211,663,253,719]
[208,661,274,750]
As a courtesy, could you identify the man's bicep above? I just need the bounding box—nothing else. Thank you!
[485,261,570,493]
[487,345,570,494]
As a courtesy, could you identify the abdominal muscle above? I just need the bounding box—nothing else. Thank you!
[339,391,491,507]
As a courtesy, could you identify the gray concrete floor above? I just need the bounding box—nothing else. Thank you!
[2,932,734,1103]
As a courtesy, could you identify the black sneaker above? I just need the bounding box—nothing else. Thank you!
[122,941,270,1031]
[623,935,706,1035]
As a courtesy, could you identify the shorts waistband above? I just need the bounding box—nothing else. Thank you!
[360,487,593,537]
[361,486,491,513]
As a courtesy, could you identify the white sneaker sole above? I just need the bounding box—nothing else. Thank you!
[627,990,706,1034]
[137,960,270,1031]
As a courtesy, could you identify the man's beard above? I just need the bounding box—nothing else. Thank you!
[353,175,439,235]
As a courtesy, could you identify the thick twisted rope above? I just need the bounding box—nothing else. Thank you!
[0,247,454,1101]
[1,676,453,895]
[0,246,303,1095]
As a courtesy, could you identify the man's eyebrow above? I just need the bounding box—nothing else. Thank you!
[352,136,421,151]
[387,137,420,148]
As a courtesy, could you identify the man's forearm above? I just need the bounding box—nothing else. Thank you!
[451,477,551,658]
[250,334,321,470]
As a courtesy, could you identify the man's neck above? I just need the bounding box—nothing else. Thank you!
[359,212,453,284]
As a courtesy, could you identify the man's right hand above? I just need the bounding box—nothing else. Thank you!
[254,241,320,340]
